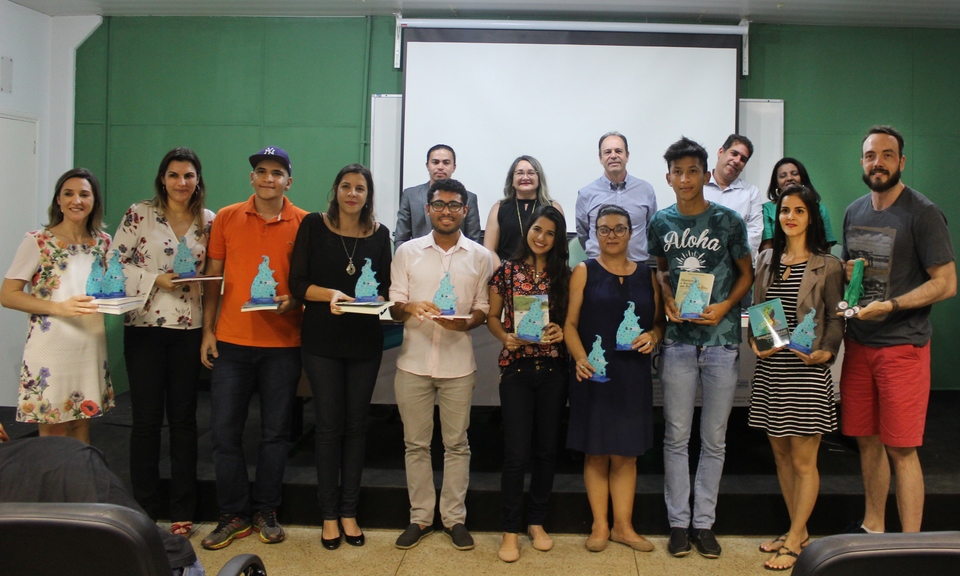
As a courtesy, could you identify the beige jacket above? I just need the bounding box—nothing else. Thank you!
[753,250,845,363]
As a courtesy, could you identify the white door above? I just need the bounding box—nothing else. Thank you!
[0,113,39,407]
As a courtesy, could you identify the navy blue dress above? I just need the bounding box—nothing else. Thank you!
[566,259,654,456]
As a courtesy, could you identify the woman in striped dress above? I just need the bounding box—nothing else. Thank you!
[748,184,844,571]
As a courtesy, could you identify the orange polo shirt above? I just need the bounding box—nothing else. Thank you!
[207,194,307,348]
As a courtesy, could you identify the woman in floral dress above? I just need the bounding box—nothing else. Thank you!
[112,147,215,535]
[1,168,114,443]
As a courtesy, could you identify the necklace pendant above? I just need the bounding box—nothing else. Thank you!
[346,261,356,275]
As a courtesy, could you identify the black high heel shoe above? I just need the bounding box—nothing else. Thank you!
[344,531,365,547]
[321,523,342,550]
[343,520,365,547]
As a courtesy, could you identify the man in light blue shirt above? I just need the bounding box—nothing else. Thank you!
[575,131,658,262]
[702,134,763,259]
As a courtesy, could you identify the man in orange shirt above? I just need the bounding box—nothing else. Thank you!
[199,146,308,551]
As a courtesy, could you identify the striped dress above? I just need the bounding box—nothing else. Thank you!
[748,261,838,436]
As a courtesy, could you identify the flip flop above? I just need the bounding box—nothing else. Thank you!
[171,522,194,536]
[759,534,787,553]
[764,545,800,571]
[760,534,811,553]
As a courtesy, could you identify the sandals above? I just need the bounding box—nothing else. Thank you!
[764,545,800,571]
[171,521,194,537]
[759,533,810,553]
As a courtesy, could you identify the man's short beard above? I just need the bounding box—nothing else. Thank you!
[862,167,902,192]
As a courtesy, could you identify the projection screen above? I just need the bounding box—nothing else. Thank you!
[401,27,742,234]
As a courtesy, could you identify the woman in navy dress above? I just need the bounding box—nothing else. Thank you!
[565,204,665,553]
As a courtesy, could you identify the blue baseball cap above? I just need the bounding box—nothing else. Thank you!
[249,146,292,175]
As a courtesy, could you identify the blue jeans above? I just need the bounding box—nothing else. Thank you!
[660,339,739,530]
[209,341,301,519]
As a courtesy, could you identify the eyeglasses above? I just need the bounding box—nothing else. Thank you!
[514,170,538,178]
[429,201,464,213]
[597,225,629,237]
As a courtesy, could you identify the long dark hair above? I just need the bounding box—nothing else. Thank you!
[765,157,820,202]
[153,147,207,229]
[769,185,830,286]
[510,205,571,326]
[47,167,104,236]
[327,163,375,233]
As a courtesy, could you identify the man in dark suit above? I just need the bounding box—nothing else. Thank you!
[394,144,481,248]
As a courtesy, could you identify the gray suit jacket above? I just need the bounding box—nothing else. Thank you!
[394,182,481,247]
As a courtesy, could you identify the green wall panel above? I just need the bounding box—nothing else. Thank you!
[75,22,109,125]
[263,19,368,128]
[912,30,960,137]
[107,18,264,126]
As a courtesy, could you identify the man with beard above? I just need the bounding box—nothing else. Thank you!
[840,125,956,534]
[389,178,495,551]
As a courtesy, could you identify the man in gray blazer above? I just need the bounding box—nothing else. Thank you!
[394,144,481,248]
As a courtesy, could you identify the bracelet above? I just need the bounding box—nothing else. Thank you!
[890,298,900,313]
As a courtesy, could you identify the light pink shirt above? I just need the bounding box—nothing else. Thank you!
[389,231,495,379]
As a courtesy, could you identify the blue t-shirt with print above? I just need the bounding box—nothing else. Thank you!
[648,202,751,346]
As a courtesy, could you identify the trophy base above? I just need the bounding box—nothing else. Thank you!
[175,270,198,279]
[438,308,456,316]
[615,344,635,351]
[787,342,812,354]
[353,295,380,303]
[98,292,128,299]
[248,297,277,305]
[586,374,610,383]
[680,312,703,319]
[517,332,542,343]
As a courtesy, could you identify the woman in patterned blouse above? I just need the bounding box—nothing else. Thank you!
[112,148,215,536]
[487,205,571,562]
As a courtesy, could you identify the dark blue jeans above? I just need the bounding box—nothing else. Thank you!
[302,352,382,520]
[209,341,301,519]
[499,357,569,533]
[124,326,202,521]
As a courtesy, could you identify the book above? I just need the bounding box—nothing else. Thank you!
[171,274,223,284]
[241,301,280,312]
[748,298,790,351]
[675,272,715,319]
[92,296,147,315]
[513,294,548,343]
[338,301,393,316]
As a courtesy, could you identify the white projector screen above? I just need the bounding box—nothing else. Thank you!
[402,29,741,234]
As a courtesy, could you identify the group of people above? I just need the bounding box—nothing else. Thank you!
[0,124,954,572]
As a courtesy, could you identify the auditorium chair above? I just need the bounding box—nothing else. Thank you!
[792,531,960,576]
[0,502,266,576]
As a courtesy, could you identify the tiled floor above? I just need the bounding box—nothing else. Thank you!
[191,524,795,576]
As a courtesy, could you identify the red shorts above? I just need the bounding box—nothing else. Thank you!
[839,339,930,448]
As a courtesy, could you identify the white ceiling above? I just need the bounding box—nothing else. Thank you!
[11,0,960,29]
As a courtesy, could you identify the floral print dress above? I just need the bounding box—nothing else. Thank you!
[6,230,115,423]
[113,202,215,329]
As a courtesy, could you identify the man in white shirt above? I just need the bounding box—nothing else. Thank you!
[389,178,495,552]
[702,134,763,258]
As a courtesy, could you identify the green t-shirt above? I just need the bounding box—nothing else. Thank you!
[648,202,751,346]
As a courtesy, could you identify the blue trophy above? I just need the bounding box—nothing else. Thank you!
[172,237,197,278]
[515,295,547,343]
[248,255,278,305]
[86,257,105,297]
[433,271,458,315]
[679,277,709,319]
[615,301,644,350]
[100,251,128,298]
[353,258,380,303]
[789,307,817,354]
[586,335,610,383]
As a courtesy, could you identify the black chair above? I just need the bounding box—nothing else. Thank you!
[792,532,960,576]
[0,502,266,576]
